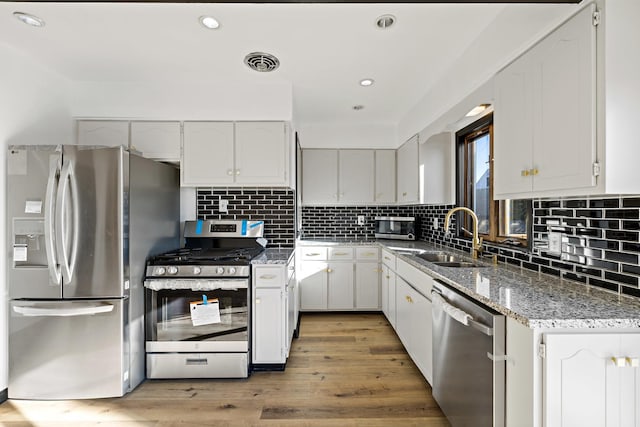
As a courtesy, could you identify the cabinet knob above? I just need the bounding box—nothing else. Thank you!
[531,168,539,176]
[406,295,413,304]
[374,268,383,273]
[521,170,530,177]
[259,274,276,280]
[256,298,261,304]
[227,169,233,176]
[384,256,391,260]
[402,192,407,196]
[235,169,241,175]
[611,356,627,367]
[386,275,390,279]
[627,357,640,368]
[326,268,333,273]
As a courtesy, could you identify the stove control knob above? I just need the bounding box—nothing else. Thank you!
[228,267,237,275]
[167,266,179,275]
[216,267,225,275]
[155,267,166,276]
[193,266,202,275]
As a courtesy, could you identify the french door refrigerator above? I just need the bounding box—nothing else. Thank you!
[7,145,180,399]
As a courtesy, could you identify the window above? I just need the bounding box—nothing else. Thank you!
[456,113,531,246]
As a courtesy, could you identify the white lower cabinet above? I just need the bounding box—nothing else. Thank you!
[395,276,433,384]
[252,262,294,366]
[327,262,354,310]
[355,262,381,309]
[505,316,640,427]
[299,261,328,311]
[298,245,381,312]
[544,333,640,427]
[381,264,397,328]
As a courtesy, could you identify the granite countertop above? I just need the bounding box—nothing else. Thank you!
[251,248,295,265]
[298,238,640,329]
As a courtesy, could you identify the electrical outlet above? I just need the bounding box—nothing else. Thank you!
[548,232,562,254]
[433,218,438,229]
[219,199,228,213]
[357,215,365,226]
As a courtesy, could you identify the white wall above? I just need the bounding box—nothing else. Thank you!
[297,122,397,149]
[0,43,73,393]
[70,81,293,121]
[398,4,579,144]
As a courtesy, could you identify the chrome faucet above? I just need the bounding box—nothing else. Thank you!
[444,206,483,259]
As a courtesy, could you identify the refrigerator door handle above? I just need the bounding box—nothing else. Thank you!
[55,159,80,284]
[44,155,62,285]
[12,302,114,317]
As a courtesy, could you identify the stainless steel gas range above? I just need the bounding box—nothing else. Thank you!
[144,219,265,379]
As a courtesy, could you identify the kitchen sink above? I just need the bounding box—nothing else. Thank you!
[388,247,426,256]
[416,252,488,268]
[417,252,462,263]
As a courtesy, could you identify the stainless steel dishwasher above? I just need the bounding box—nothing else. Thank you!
[431,280,506,427]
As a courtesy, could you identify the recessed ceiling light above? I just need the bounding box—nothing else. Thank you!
[360,79,374,87]
[353,105,365,111]
[376,14,396,29]
[199,15,220,30]
[13,12,45,27]
[465,104,491,117]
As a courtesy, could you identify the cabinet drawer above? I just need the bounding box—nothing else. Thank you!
[397,258,433,298]
[300,247,328,261]
[254,266,285,288]
[356,247,379,260]
[381,249,396,270]
[329,247,354,261]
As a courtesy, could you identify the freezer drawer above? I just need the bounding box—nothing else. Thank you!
[9,299,128,399]
[147,353,248,379]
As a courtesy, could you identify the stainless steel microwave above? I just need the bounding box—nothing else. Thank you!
[374,217,417,240]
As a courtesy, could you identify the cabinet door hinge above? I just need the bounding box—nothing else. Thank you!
[592,162,601,177]
[592,10,601,26]
[538,342,546,359]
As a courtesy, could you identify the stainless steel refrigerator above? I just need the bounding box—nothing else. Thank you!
[6,145,180,399]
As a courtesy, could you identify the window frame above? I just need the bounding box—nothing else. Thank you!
[456,113,531,248]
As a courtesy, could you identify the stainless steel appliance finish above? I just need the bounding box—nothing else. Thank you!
[431,281,506,427]
[7,145,180,399]
[374,216,417,240]
[144,220,264,379]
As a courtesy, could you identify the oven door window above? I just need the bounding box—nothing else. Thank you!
[148,288,248,342]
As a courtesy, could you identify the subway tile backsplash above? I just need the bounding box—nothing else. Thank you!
[196,187,295,248]
[300,196,640,301]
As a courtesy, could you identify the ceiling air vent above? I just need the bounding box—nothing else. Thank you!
[244,52,280,72]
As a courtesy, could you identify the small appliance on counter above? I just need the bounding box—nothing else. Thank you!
[374,216,417,240]
[7,145,180,399]
[144,219,266,379]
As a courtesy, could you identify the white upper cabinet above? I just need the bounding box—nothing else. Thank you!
[397,135,419,204]
[77,120,129,148]
[234,121,287,185]
[182,121,288,187]
[375,150,396,203]
[302,149,338,205]
[493,3,640,199]
[182,121,235,186]
[130,121,181,161]
[339,150,374,204]
[419,132,454,205]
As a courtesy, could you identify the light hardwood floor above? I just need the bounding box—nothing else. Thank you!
[0,313,449,426]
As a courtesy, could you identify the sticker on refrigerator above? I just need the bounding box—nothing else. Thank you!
[24,200,42,214]
[190,297,221,326]
[13,245,28,262]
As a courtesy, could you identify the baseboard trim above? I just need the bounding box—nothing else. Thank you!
[0,388,7,404]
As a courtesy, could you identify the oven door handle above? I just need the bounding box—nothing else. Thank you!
[144,279,248,292]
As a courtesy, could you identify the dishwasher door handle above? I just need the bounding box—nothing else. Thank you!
[432,290,494,336]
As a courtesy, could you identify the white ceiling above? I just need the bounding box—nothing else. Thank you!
[0,2,576,131]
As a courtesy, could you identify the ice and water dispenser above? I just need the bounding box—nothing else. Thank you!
[12,217,47,268]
